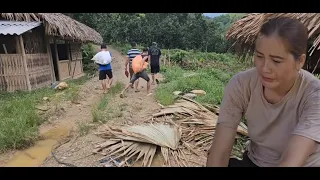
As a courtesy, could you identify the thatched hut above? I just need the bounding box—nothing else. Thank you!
[226,13,320,74]
[0,13,103,92]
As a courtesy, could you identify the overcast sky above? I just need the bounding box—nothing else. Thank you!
[203,13,227,18]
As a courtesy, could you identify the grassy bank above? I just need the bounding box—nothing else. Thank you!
[156,50,251,106]
[0,75,91,153]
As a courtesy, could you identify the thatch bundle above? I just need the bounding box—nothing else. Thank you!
[0,13,103,44]
[94,97,248,167]
[226,13,320,58]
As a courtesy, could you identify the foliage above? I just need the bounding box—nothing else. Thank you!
[81,43,97,75]
[155,49,251,106]
[65,13,246,53]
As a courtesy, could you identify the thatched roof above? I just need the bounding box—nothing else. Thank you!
[226,13,320,57]
[0,13,103,44]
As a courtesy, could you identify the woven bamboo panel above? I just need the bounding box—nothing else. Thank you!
[0,54,28,92]
[59,60,71,80]
[70,43,83,60]
[70,60,83,76]
[26,53,52,89]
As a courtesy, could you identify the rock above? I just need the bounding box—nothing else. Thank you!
[173,91,182,96]
[55,82,68,90]
[190,90,206,95]
[43,97,49,101]
[183,72,198,78]
[35,105,50,111]
[183,93,197,99]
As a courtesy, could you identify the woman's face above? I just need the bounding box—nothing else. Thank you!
[254,35,305,91]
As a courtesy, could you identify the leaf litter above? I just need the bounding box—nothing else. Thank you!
[93,96,248,167]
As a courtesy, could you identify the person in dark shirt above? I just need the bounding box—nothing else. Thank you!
[148,42,161,85]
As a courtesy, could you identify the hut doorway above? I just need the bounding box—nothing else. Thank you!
[50,44,60,81]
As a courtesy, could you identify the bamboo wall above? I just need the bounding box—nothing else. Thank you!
[0,54,28,91]
[0,53,53,91]
[26,53,52,89]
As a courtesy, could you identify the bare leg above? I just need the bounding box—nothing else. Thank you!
[120,83,133,98]
[135,79,140,92]
[147,80,151,94]
[151,74,155,85]
[101,80,107,94]
[108,78,113,89]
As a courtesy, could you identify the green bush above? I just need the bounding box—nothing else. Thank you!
[81,43,97,75]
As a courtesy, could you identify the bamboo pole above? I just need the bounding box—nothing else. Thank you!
[19,35,31,91]
[45,36,56,82]
[54,39,61,81]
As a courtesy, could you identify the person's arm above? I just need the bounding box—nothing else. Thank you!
[125,53,130,71]
[206,125,238,166]
[206,74,248,167]
[158,49,162,66]
[279,90,320,167]
[278,135,316,167]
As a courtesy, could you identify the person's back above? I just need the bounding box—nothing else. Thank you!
[132,54,149,74]
[148,43,161,67]
[95,44,113,94]
[148,42,161,84]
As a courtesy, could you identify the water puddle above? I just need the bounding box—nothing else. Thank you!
[4,127,70,167]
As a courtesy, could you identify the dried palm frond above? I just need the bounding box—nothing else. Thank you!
[95,97,248,167]
[226,13,320,59]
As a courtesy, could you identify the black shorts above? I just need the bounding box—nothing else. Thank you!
[151,65,160,74]
[129,70,150,84]
[99,70,113,80]
[228,151,258,167]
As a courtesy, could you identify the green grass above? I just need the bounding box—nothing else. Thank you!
[155,66,232,106]
[77,122,92,137]
[92,82,125,123]
[0,75,91,153]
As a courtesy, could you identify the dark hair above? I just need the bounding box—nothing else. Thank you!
[101,43,107,49]
[131,42,137,47]
[142,47,148,52]
[258,17,308,60]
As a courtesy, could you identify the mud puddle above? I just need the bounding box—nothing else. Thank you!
[4,127,70,167]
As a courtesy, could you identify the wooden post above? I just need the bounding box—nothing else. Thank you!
[19,35,31,91]
[54,39,61,81]
[45,36,56,82]
[66,42,72,77]
[15,36,21,54]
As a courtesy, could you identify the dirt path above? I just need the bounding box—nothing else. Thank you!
[0,47,163,167]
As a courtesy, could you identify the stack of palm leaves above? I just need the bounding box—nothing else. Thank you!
[93,96,248,167]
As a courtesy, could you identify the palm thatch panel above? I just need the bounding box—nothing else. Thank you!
[226,13,320,57]
[0,13,103,44]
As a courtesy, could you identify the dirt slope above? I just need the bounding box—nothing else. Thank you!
[39,47,163,167]
[0,46,163,167]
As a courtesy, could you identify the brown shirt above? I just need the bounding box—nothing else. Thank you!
[217,68,320,167]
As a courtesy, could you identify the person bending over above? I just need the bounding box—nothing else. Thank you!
[120,48,151,97]
[206,17,320,167]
